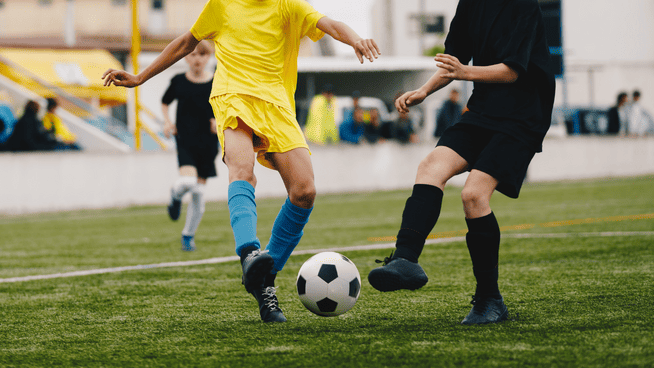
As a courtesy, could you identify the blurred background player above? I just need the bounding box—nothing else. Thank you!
[161,40,218,252]
[304,83,339,145]
[103,0,379,323]
[368,0,555,325]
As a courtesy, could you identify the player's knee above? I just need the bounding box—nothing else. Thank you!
[290,182,316,209]
[461,187,487,209]
[416,157,447,188]
[228,166,256,187]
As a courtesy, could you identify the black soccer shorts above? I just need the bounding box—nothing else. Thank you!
[436,122,536,198]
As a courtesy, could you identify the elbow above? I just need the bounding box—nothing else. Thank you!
[503,65,520,83]
[505,72,519,83]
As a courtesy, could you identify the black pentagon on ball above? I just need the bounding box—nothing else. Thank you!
[341,254,352,264]
[349,277,360,298]
[316,297,338,313]
[317,264,338,283]
[297,275,306,295]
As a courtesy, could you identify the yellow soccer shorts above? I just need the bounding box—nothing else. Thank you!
[210,94,310,170]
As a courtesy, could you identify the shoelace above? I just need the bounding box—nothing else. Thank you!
[262,286,281,311]
[244,250,260,264]
[374,251,395,265]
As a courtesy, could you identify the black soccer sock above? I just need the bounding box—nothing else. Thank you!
[465,212,501,298]
[393,184,444,263]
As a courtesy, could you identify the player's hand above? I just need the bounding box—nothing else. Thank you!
[353,39,380,64]
[395,90,427,113]
[434,54,467,81]
[163,121,176,138]
[102,69,140,88]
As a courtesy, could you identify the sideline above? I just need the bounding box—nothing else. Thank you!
[1,231,653,284]
[368,213,654,242]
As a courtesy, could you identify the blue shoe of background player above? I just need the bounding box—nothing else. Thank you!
[181,235,196,251]
[167,189,181,221]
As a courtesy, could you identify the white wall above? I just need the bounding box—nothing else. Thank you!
[1,137,653,215]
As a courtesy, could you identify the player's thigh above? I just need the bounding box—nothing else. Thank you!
[269,148,316,205]
[223,118,256,183]
[415,146,469,189]
[179,165,198,177]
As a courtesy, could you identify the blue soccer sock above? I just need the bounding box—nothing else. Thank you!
[265,198,313,273]
[228,181,261,257]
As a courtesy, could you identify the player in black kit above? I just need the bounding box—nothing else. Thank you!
[368,0,556,325]
[162,40,219,251]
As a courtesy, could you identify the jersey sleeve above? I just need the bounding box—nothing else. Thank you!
[161,77,177,105]
[494,1,546,75]
[444,0,472,65]
[287,0,325,42]
[190,0,221,41]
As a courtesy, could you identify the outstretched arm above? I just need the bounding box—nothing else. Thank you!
[435,54,518,83]
[316,17,380,64]
[395,68,453,113]
[395,54,519,113]
[103,32,200,88]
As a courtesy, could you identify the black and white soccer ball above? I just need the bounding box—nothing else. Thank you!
[296,252,361,317]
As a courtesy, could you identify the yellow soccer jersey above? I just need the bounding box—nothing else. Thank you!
[190,0,325,112]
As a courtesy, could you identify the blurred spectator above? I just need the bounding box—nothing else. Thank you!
[394,109,419,144]
[341,90,361,128]
[339,106,365,144]
[434,89,463,137]
[607,92,628,135]
[363,108,382,143]
[4,100,57,151]
[627,90,653,136]
[305,83,339,145]
[0,102,16,150]
[42,98,80,150]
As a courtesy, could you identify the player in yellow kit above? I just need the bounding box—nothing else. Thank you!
[103,0,379,322]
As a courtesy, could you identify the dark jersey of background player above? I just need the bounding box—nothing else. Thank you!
[445,0,555,152]
[162,73,218,157]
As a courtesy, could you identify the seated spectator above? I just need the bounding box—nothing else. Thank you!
[0,116,5,151]
[627,90,653,136]
[4,100,57,152]
[434,89,463,137]
[0,103,16,149]
[363,108,382,144]
[339,107,365,144]
[394,109,418,144]
[42,98,80,150]
[607,92,628,135]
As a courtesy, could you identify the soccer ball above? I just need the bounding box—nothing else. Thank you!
[296,252,361,317]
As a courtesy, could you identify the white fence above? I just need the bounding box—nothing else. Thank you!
[1,137,653,215]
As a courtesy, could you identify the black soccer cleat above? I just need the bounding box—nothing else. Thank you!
[461,295,509,325]
[367,253,428,292]
[251,286,287,323]
[167,189,182,221]
[241,250,275,292]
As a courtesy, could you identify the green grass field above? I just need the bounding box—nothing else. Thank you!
[1,176,653,367]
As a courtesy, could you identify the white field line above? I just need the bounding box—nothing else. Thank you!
[1,231,653,284]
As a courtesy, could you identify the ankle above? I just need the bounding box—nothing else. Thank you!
[239,245,259,264]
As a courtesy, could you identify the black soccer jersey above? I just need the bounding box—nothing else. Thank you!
[162,73,217,147]
[444,0,555,152]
